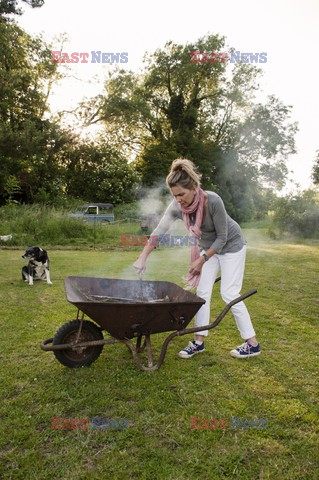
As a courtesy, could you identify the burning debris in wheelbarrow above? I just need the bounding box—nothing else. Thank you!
[87,294,170,303]
[83,275,170,303]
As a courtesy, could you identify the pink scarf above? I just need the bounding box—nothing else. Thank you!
[180,188,206,288]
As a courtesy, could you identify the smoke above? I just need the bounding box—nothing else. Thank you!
[117,182,191,290]
[136,181,168,216]
[75,182,193,300]
[134,182,190,283]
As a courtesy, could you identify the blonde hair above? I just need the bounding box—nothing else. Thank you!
[166,158,202,190]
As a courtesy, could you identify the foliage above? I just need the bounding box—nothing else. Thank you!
[0,19,70,204]
[0,0,44,18]
[0,21,299,219]
[271,189,319,238]
[311,150,319,185]
[212,149,278,222]
[3,174,21,204]
[81,34,297,221]
[0,203,143,247]
[0,18,140,207]
[114,201,141,220]
[63,139,140,205]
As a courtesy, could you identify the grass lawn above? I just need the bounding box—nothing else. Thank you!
[0,230,318,479]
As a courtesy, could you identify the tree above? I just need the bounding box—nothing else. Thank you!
[0,1,140,207]
[0,20,68,203]
[63,139,140,205]
[0,0,44,19]
[272,189,319,238]
[312,150,319,185]
[82,35,229,180]
[81,35,297,220]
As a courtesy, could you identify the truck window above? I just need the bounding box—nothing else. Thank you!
[86,207,98,215]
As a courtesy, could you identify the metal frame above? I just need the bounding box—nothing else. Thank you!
[40,288,257,371]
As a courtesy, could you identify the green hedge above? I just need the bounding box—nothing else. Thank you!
[0,204,142,247]
[271,190,319,238]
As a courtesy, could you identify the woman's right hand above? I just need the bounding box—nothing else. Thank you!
[133,256,147,275]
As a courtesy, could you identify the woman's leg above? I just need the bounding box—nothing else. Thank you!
[178,256,220,358]
[218,246,257,340]
[194,255,220,337]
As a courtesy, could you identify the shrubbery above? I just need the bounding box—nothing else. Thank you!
[0,204,142,247]
[271,189,319,238]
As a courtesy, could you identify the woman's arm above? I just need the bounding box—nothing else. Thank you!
[187,194,226,276]
[208,195,228,253]
[187,246,217,276]
[133,242,156,274]
[133,200,180,274]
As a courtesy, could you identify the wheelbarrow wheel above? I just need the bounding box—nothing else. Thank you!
[53,320,104,368]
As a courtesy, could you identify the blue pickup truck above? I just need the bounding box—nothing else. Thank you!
[69,203,114,223]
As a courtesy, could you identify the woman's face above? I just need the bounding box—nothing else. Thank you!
[170,185,197,207]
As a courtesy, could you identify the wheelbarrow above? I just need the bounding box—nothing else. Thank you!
[40,276,257,371]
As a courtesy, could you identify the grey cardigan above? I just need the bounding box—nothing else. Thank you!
[150,191,246,254]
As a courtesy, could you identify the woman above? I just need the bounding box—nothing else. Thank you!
[133,159,261,359]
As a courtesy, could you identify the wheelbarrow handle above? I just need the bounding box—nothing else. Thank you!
[149,288,257,370]
[179,288,257,336]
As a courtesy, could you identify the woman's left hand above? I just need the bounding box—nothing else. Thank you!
[188,256,205,276]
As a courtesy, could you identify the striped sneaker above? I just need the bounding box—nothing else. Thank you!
[230,341,261,358]
[178,340,205,358]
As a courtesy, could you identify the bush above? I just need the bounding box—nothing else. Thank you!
[271,189,319,238]
[0,204,90,246]
[114,202,140,221]
[0,204,143,247]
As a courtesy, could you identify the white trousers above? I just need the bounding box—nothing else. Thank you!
[195,245,256,339]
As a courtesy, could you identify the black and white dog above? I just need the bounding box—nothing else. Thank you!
[22,247,53,285]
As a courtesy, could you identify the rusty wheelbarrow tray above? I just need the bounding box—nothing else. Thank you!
[40,276,257,371]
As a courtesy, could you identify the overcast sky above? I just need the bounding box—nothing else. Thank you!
[17,0,319,192]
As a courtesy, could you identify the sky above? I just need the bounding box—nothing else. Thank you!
[17,0,319,192]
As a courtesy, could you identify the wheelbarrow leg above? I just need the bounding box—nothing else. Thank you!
[145,335,153,368]
[136,335,142,350]
[136,335,146,352]
[75,310,85,343]
[122,339,156,371]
